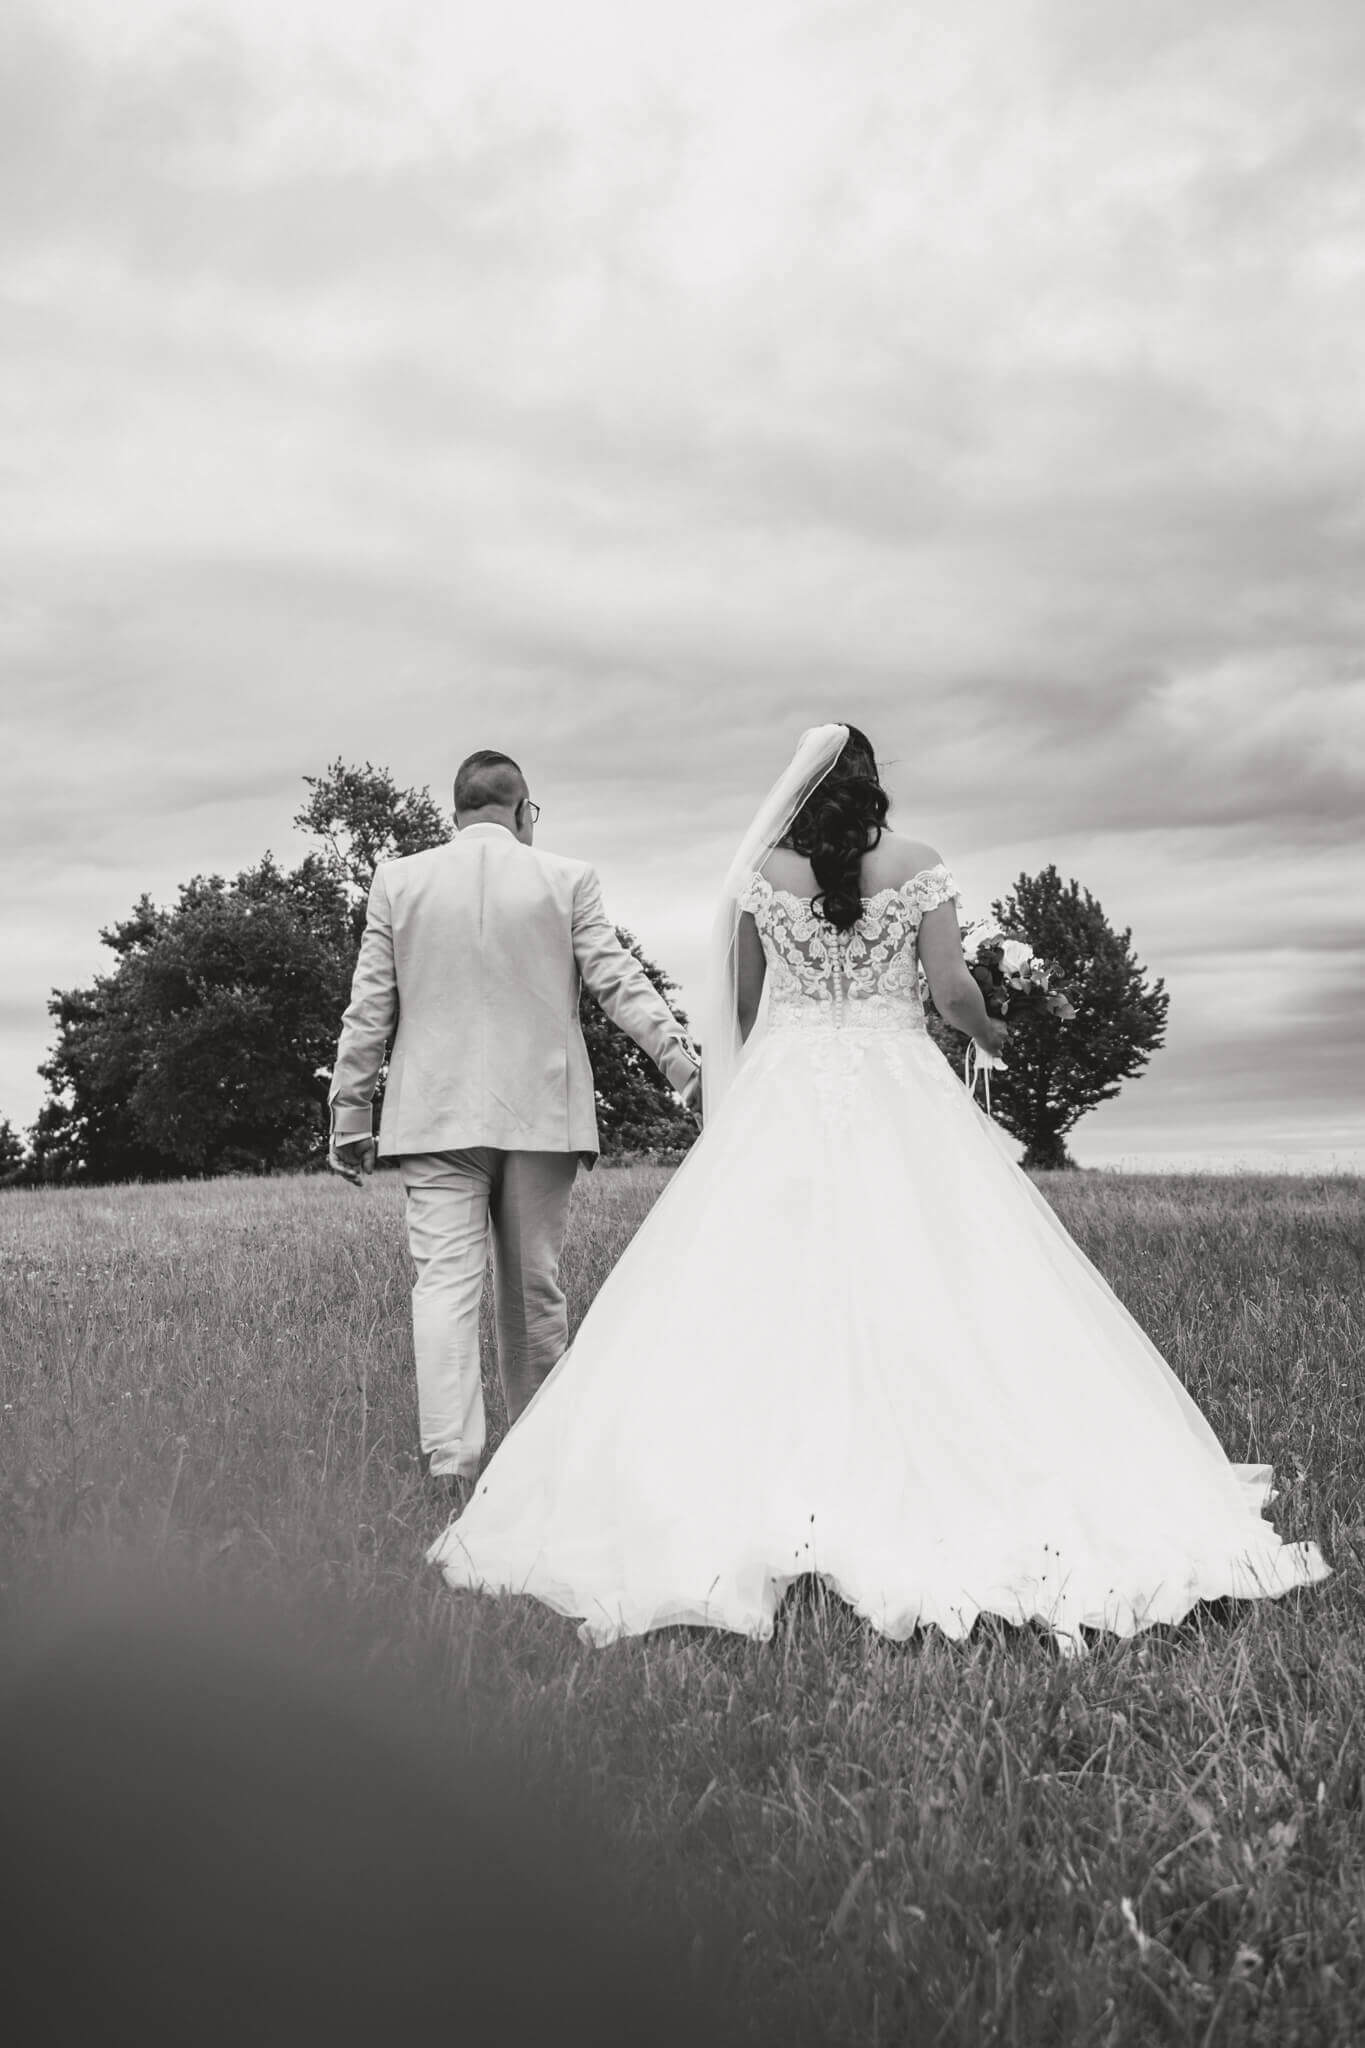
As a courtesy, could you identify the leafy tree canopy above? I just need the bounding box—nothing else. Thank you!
[928,864,1169,1171]
[31,855,353,1182]
[0,1117,26,1186]
[295,759,450,939]
[580,946,695,1159]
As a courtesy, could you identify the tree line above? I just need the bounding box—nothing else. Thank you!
[0,763,1167,1184]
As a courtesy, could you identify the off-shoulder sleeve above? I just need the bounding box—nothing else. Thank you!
[736,871,773,916]
[908,863,961,918]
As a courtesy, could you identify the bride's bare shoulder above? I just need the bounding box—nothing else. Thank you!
[758,844,816,893]
[873,831,945,885]
[758,833,947,899]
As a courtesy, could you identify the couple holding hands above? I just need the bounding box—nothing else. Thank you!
[329,728,1325,1652]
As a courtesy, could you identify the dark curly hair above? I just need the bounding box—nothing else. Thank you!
[781,725,889,931]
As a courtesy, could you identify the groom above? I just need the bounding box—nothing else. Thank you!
[328,750,701,1498]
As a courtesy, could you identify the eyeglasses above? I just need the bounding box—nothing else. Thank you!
[522,798,541,824]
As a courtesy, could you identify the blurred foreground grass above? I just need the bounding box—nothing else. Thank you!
[1,1167,1362,2045]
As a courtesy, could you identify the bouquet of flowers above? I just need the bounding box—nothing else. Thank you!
[923,916,1077,1109]
[960,916,1077,1022]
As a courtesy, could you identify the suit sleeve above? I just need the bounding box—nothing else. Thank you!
[572,867,700,1094]
[328,867,398,1140]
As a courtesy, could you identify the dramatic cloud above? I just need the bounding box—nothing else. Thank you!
[3,0,1362,1166]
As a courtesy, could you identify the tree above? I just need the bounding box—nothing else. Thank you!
[33,856,354,1180]
[580,940,696,1158]
[0,1117,27,1186]
[928,864,1169,1170]
[294,759,450,942]
[31,897,186,1184]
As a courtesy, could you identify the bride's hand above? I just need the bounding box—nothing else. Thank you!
[979,1018,1009,1060]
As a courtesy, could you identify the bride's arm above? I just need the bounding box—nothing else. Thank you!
[735,912,766,1042]
[917,903,1008,1056]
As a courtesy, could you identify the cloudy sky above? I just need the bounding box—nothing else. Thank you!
[4,0,1363,1167]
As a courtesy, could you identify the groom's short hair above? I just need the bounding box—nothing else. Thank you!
[454,750,527,816]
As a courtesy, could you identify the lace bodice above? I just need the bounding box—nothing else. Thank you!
[739,864,960,1035]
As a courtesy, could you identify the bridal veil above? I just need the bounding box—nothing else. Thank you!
[699,721,849,1118]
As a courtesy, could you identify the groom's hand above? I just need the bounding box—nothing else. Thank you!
[328,1136,377,1185]
[681,1066,703,1125]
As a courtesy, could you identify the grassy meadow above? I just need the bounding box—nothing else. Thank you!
[2,1165,1363,2045]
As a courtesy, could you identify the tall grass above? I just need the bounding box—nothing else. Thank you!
[2,1168,1362,2044]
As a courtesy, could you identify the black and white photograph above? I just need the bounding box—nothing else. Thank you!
[2,2,1362,2041]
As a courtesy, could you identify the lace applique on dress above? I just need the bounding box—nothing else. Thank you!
[904,863,960,918]
[737,871,774,917]
[739,864,959,1036]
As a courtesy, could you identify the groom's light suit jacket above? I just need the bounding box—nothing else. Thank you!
[329,822,699,1162]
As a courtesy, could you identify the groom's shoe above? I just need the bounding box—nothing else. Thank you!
[418,1451,477,1512]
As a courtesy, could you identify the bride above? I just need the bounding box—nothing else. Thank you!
[428,724,1329,1649]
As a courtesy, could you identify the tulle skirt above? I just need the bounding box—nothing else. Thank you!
[427,1020,1329,1648]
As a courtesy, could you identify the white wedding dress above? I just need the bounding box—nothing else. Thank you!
[428,862,1329,1648]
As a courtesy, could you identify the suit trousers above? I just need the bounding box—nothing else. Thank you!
[398,1148,580,1481]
